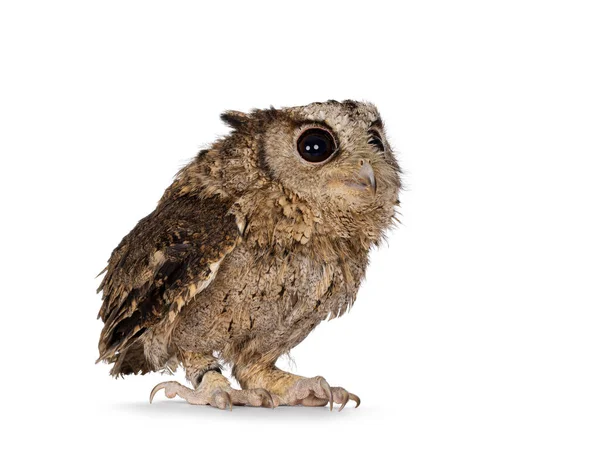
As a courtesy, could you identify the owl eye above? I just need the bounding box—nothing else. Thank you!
[297,128,336,163]
[368,130,385,152]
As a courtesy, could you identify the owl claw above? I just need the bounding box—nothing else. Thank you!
[331,387,360,411]
[256,388,275,409]
[149,381,187,404]
[212,390,232,411]
[317,377,334,411]
[150,377,359,411]
[348,392,361,408]
[150,383,165,403]
[338,390,350,412]
[149,380,276,410]
[284,376,359,411]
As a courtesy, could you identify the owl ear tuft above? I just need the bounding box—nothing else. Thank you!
[220,110,251,130]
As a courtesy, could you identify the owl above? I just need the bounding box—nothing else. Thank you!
[97,100,401,410]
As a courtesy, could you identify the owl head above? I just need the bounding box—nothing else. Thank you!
[219,100,401,243]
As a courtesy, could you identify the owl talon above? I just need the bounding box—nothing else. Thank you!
[150,383,165,403]
[150,380,276,410]
[338,390,350,412]
[149,381,189,403]
[330,387,360,410]
[317,377,334,411]
[256,388,275,408]
[283,376,359,411]
[212,390,232,411]
[348,392,361,408]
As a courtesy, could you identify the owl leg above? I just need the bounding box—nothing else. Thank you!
[149,352,274,410]
[234,365,360,411]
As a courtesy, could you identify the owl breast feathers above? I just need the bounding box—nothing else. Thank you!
[97,100,401,380]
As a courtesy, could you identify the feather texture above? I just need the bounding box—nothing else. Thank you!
[97,193,240,362]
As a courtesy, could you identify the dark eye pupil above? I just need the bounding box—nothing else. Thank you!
[297,128,335,163]
[368,133,385,152]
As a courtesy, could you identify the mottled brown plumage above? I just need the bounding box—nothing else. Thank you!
[97,100,401,410]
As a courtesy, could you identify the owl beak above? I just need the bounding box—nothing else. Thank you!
[356,160,377,195]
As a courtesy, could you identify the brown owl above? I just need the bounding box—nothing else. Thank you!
[97,100,401,410]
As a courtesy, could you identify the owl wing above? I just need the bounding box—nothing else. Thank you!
[97,193,240,362]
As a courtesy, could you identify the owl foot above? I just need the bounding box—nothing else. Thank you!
[149,380,275,410]
[281,376,360,411]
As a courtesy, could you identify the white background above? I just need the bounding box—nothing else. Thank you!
[1,1,599,449]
